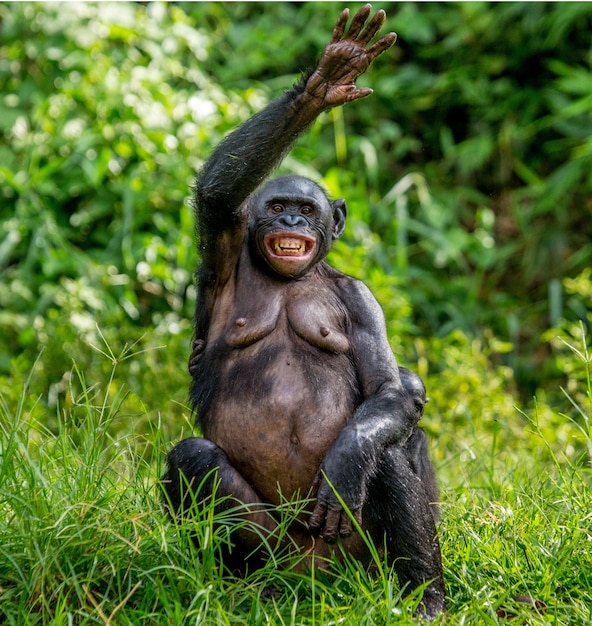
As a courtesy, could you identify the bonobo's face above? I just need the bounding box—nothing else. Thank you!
[249,176,346,279]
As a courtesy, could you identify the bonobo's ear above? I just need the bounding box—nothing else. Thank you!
[331,198,347,240]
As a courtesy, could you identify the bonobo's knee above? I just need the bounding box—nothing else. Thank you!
[162,437,228,516]
[399,367,427,421]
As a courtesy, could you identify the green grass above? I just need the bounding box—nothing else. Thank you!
[1,337,591,625]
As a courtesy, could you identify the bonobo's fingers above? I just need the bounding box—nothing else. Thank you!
[357,7,386,44]
[188,339,205,375]
[337,511,353,538]
[309,500,361,542]
[344,4,372,40]
[334,85,373,105]
[342,5,396,53]
[339,506,362,538]
[330,8,350,43]
[366,32,398,61]
[321,508,341,544]
[309,501,326,535]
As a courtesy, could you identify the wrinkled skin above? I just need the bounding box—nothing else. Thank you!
[162,5,445,620]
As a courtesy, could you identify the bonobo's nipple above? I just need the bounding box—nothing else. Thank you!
[320,326,330,337]
[236,318,247,327]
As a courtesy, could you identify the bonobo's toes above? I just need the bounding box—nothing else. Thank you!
[321,509,342,544]
[417,588,446,622]
[260,585,280,600]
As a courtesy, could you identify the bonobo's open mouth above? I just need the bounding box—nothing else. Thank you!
[264,233,316,259]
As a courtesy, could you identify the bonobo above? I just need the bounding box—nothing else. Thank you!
[163,4,445,619]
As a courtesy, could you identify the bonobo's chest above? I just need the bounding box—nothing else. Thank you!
[208,260,351,356]
[199,262,358,500]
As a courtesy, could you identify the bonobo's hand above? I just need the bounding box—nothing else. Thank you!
[188,339,205,376]
[305,4,396,110]
[309,467,364,544]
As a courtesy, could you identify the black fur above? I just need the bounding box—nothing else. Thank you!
[163,8,445,619]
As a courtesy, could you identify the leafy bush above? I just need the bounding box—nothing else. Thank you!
[2,2,591,404]
[2,4,201,379]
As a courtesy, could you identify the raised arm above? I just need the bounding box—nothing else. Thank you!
[194,5,396,258]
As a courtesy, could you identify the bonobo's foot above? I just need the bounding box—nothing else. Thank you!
[417,586,446,622]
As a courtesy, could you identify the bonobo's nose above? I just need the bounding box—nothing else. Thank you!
[279,214,307,228]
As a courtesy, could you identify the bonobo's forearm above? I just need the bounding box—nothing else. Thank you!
[310,389,416,540]
[314,388,416,508]
[195,81,323,222]
[333,391,415,473]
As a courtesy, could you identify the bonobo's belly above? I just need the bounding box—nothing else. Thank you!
[203,339,358,505]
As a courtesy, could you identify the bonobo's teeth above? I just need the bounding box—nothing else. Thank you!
[274,237,306,256]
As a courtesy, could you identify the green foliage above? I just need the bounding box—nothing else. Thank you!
[1,4,592,621]
[1,2,591,401]
[1,2,208,380]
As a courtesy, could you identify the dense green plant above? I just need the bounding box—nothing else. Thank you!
[2,2,591,401]
[1,3,194,382]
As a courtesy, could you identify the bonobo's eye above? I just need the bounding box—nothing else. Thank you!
[301,205,313,215]
[271,203,284,213]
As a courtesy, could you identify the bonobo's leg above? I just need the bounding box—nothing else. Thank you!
[364,441,446,620]
[162,437,279,572]
[403,428,440,521]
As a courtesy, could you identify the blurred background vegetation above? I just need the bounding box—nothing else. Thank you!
[0,2,591,460]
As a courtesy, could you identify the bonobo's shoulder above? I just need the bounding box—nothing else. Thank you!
[319,263,384,320]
